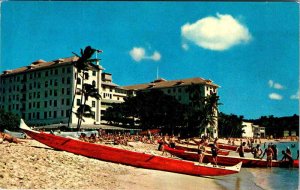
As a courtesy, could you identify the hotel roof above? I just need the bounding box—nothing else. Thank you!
[0,56,102,77]
[122,77,219,91]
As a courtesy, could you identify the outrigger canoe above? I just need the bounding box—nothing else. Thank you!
[20,120,241,176]
[175,144,230,156]
[164,146,299,168]
[216,143,252,153]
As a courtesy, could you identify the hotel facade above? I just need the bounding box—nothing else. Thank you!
[0,57,102,127]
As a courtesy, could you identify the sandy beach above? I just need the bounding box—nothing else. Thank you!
[0,140,224,189]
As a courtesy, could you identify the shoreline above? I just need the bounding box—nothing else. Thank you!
[0,140,224,189]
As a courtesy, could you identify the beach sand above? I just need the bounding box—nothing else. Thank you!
[0,140,223,189]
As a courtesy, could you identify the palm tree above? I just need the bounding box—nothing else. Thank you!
[67,46,100,130]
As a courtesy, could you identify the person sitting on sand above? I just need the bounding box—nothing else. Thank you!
[281,150,294,167]
[0,132,22,144]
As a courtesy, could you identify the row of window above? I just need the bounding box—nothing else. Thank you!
[0,67,72,84]
[0,88,72,103]
[0,98,72,111]
[76,99,96,108]
[26,109,71,120]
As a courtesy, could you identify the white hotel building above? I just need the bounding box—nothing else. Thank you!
[0,57,102,127]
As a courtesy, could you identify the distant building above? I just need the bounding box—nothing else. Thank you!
[122,77,219,138]
[101,72,127,123]
[242,121,265,138]
[0,57,103,126]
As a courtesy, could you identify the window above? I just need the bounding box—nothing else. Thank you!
[50,80,52,86]
[92,81,96,87]
[67,88,71,95]
[49,111,52,117]
[67,67,71,73]
[54,100,57,107]
[37,102,40,108]
[45,91,48,98]
[45,71,48,77]
[37,112,40,119]
[50,90,52,96]
[77,78,81,85]
[92,101,96,108]
[84,73,89,80]
[61,99,64,105]
[44,101,47,108]
[54,79,58,86]
[28,113,31,120]
[67,77,71,84]
[77,99,80,106]
[62,77,65,84]
[54,90,57,96]
[45,81,48,87]
[55,69,58,75]
[92,71,96,76]
[53,111,57,118]
[29,102,31,109]
[66,99,70,106]
[37,92,40,98]
[62,68,65,73]
[61,110,64,117]
[61,88,65,95]
[49,100,52,106]
[44,112,47,119]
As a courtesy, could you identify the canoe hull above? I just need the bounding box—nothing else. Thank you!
[20,123,241,176]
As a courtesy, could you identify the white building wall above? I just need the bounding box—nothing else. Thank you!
[242,121,254,138]
[0,60,102,127]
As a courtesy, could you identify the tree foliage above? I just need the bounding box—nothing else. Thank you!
[68,46,101,130]
[249,114,299,138]
[104,87,221,137]
[0,109,20,132]
[218,112,245,138]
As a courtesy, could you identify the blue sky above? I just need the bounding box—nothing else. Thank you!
[1,2,299,119]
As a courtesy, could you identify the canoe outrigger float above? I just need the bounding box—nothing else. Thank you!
[20,119,242,176]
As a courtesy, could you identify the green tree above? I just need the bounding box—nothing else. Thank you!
[218,112,244,138]
[0,109,20,132]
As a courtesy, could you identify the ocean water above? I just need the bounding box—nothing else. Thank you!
[215,142,299,190]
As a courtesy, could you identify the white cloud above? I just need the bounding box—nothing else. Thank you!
[181,13,251,51]
[151,51,161,61]
[129,47,161,62]
[269,93,283,100]
[290,90,299,100]
[129,47,145,62]
[268,80,285,90]
[182,43,189,51]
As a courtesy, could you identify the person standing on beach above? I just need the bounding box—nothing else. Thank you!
[211,143,219,165]
[281,150,293,167]
[252,144,262,158]
[266,145,274,167]
[238,142,246,157]
[271,145,278,160]
[197,140,206,163]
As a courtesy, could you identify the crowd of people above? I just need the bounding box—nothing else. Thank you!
[78,130,162,146]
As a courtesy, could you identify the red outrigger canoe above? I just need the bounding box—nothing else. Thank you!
[20,120,241,176]
[217,143,252,152]
[164,146,299,168]
[175,144,230,156]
